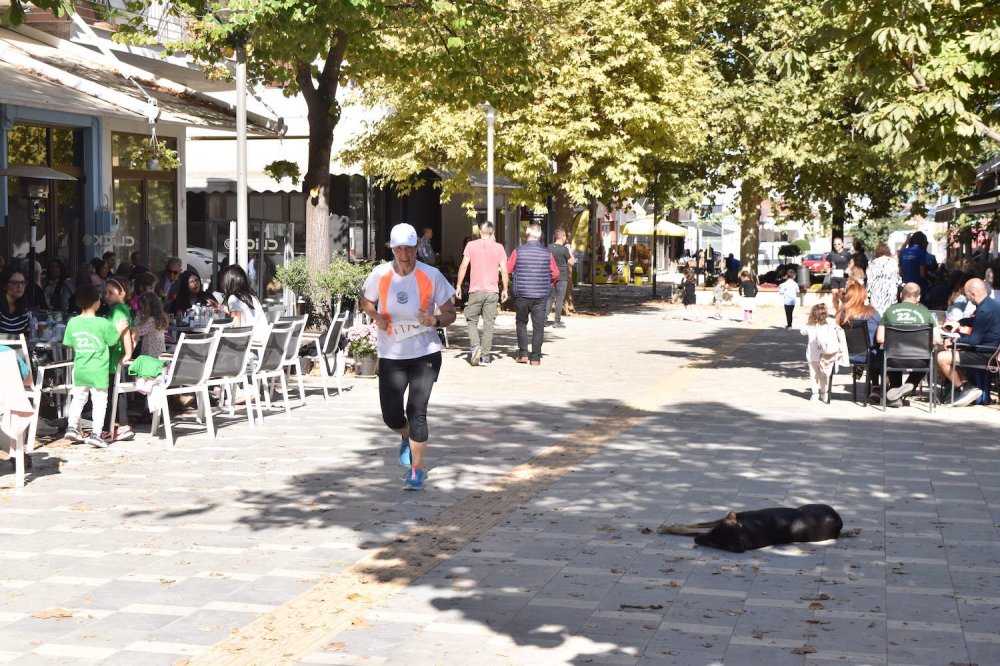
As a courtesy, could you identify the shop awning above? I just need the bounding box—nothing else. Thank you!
[621,220,687,237]
[0,27,283,134]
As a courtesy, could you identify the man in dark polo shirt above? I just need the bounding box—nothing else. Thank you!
[825,237,852,311]
[936,278,1000,406]
[878,283,939,405]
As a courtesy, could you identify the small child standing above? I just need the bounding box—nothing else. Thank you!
[682,268,697,313]
[63,285,124,447]
[778,269,800,328]
[130,272,158,314]
[800,303,840,402]
[132,292,169,361]
[737,270,758,323]
[713,276,726,320]
[102,278,134,442]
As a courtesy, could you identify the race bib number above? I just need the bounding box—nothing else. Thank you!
[392,321,427,341]
[832,269,845,278]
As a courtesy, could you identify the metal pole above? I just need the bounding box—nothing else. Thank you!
[652,173,659,297]
[484,103,496,224]
[28,201,38,308]
[236,46,249,270]
[590,197,598,306]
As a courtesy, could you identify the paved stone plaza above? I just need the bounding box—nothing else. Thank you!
[3,293,999,665]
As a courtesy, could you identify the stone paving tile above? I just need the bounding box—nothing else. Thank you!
[5,302,1000,664]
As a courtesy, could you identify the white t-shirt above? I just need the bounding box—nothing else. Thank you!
[227,294,268,345]
[362,261,456,360]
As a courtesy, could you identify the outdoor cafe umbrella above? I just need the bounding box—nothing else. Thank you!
[620,219,687,237]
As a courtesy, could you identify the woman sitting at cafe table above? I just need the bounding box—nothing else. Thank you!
[167,269,217,314]
[1,266,30,336]
[835,281,882,396]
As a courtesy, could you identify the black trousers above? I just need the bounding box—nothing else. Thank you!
[377,352,442,442]
[515,296,546,361]
[784,304,794,327]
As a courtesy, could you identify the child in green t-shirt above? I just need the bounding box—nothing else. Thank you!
[63,284,123,448]
[101,277,135,442]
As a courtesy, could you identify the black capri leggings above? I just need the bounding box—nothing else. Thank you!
[377,352,442,442]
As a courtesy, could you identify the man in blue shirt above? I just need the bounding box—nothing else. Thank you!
[936,278,1000,406]
[898,231,929,294]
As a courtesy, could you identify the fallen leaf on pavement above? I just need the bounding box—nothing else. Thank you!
[32,608,74,620]
[792,646,817,655]
[808,602,825,610]
[620,604,663,611]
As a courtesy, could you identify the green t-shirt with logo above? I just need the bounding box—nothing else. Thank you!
[63,315,120,388]
[883,301,932,325]
[106,303,132,370]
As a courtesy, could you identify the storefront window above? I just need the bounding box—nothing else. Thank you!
[3,123,84,271]
[111,132,177,272]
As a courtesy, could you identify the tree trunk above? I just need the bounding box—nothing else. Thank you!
[830,194,847,242]
[739,179,763,276]
[298,32,348,278]
[553,179,577,313]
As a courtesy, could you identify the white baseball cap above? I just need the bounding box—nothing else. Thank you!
[389,223,418,248]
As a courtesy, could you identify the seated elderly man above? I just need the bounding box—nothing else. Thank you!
[936,278,1000,407]
[878,282,940,406]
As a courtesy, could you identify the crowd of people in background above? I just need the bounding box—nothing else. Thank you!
[804,231,1000,408]
[1,249,268,448]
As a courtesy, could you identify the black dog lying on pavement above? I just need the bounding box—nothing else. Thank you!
[658,504,845,553]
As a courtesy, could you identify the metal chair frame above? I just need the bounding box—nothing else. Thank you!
[880,324,936,412]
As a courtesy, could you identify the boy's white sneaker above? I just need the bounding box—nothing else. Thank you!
[810,393,820,402]
[85,434,109,449]
[64,428,84,443]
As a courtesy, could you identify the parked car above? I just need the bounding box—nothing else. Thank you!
[801,253,827,276]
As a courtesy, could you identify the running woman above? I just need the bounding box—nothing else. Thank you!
[359,223,457,490]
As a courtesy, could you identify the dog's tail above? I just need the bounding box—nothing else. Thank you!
[657,519,721,536]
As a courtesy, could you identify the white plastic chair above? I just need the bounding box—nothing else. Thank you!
[249,322,295,421]
[150,330,222,448]
[311,311,349,400]
[0,334,73,451]
[205,326,257,428]
[0,351,34,488]
[277,314,309,406]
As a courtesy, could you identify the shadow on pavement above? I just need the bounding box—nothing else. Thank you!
[123,392,997,665]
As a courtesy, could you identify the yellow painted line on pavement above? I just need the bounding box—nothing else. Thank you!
[189,327,760,665]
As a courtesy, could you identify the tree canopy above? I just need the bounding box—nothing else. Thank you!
[345,0,717,229]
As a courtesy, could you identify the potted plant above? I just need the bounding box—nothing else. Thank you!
[313,252,372,321]
[346,321,378,376]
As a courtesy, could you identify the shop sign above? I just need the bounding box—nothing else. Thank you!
[224,238,280,251]
[84,233,136,247]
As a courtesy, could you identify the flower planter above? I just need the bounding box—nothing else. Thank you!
[354,355,378,377]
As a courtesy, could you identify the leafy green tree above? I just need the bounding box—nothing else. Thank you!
[1,0,72,26]
[849,216,911,252]
[681,0,926,272]
[119,0,530,275]
[345,0,716,232]
[772,0,999,187]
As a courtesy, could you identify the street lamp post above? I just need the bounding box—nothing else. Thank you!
[216,9,250,270]
[235,42,249,270]
[483,103,496,225]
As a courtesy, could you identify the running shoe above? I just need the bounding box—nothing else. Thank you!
[399,436,411,467]
[886,383,915,402]
[103,426,135,442]
[85,434,110,449]
[403,468,426,491]
[64,428,84,444]
[480,354,492,366]
[470,344,482,366]
[950,383,982,407]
